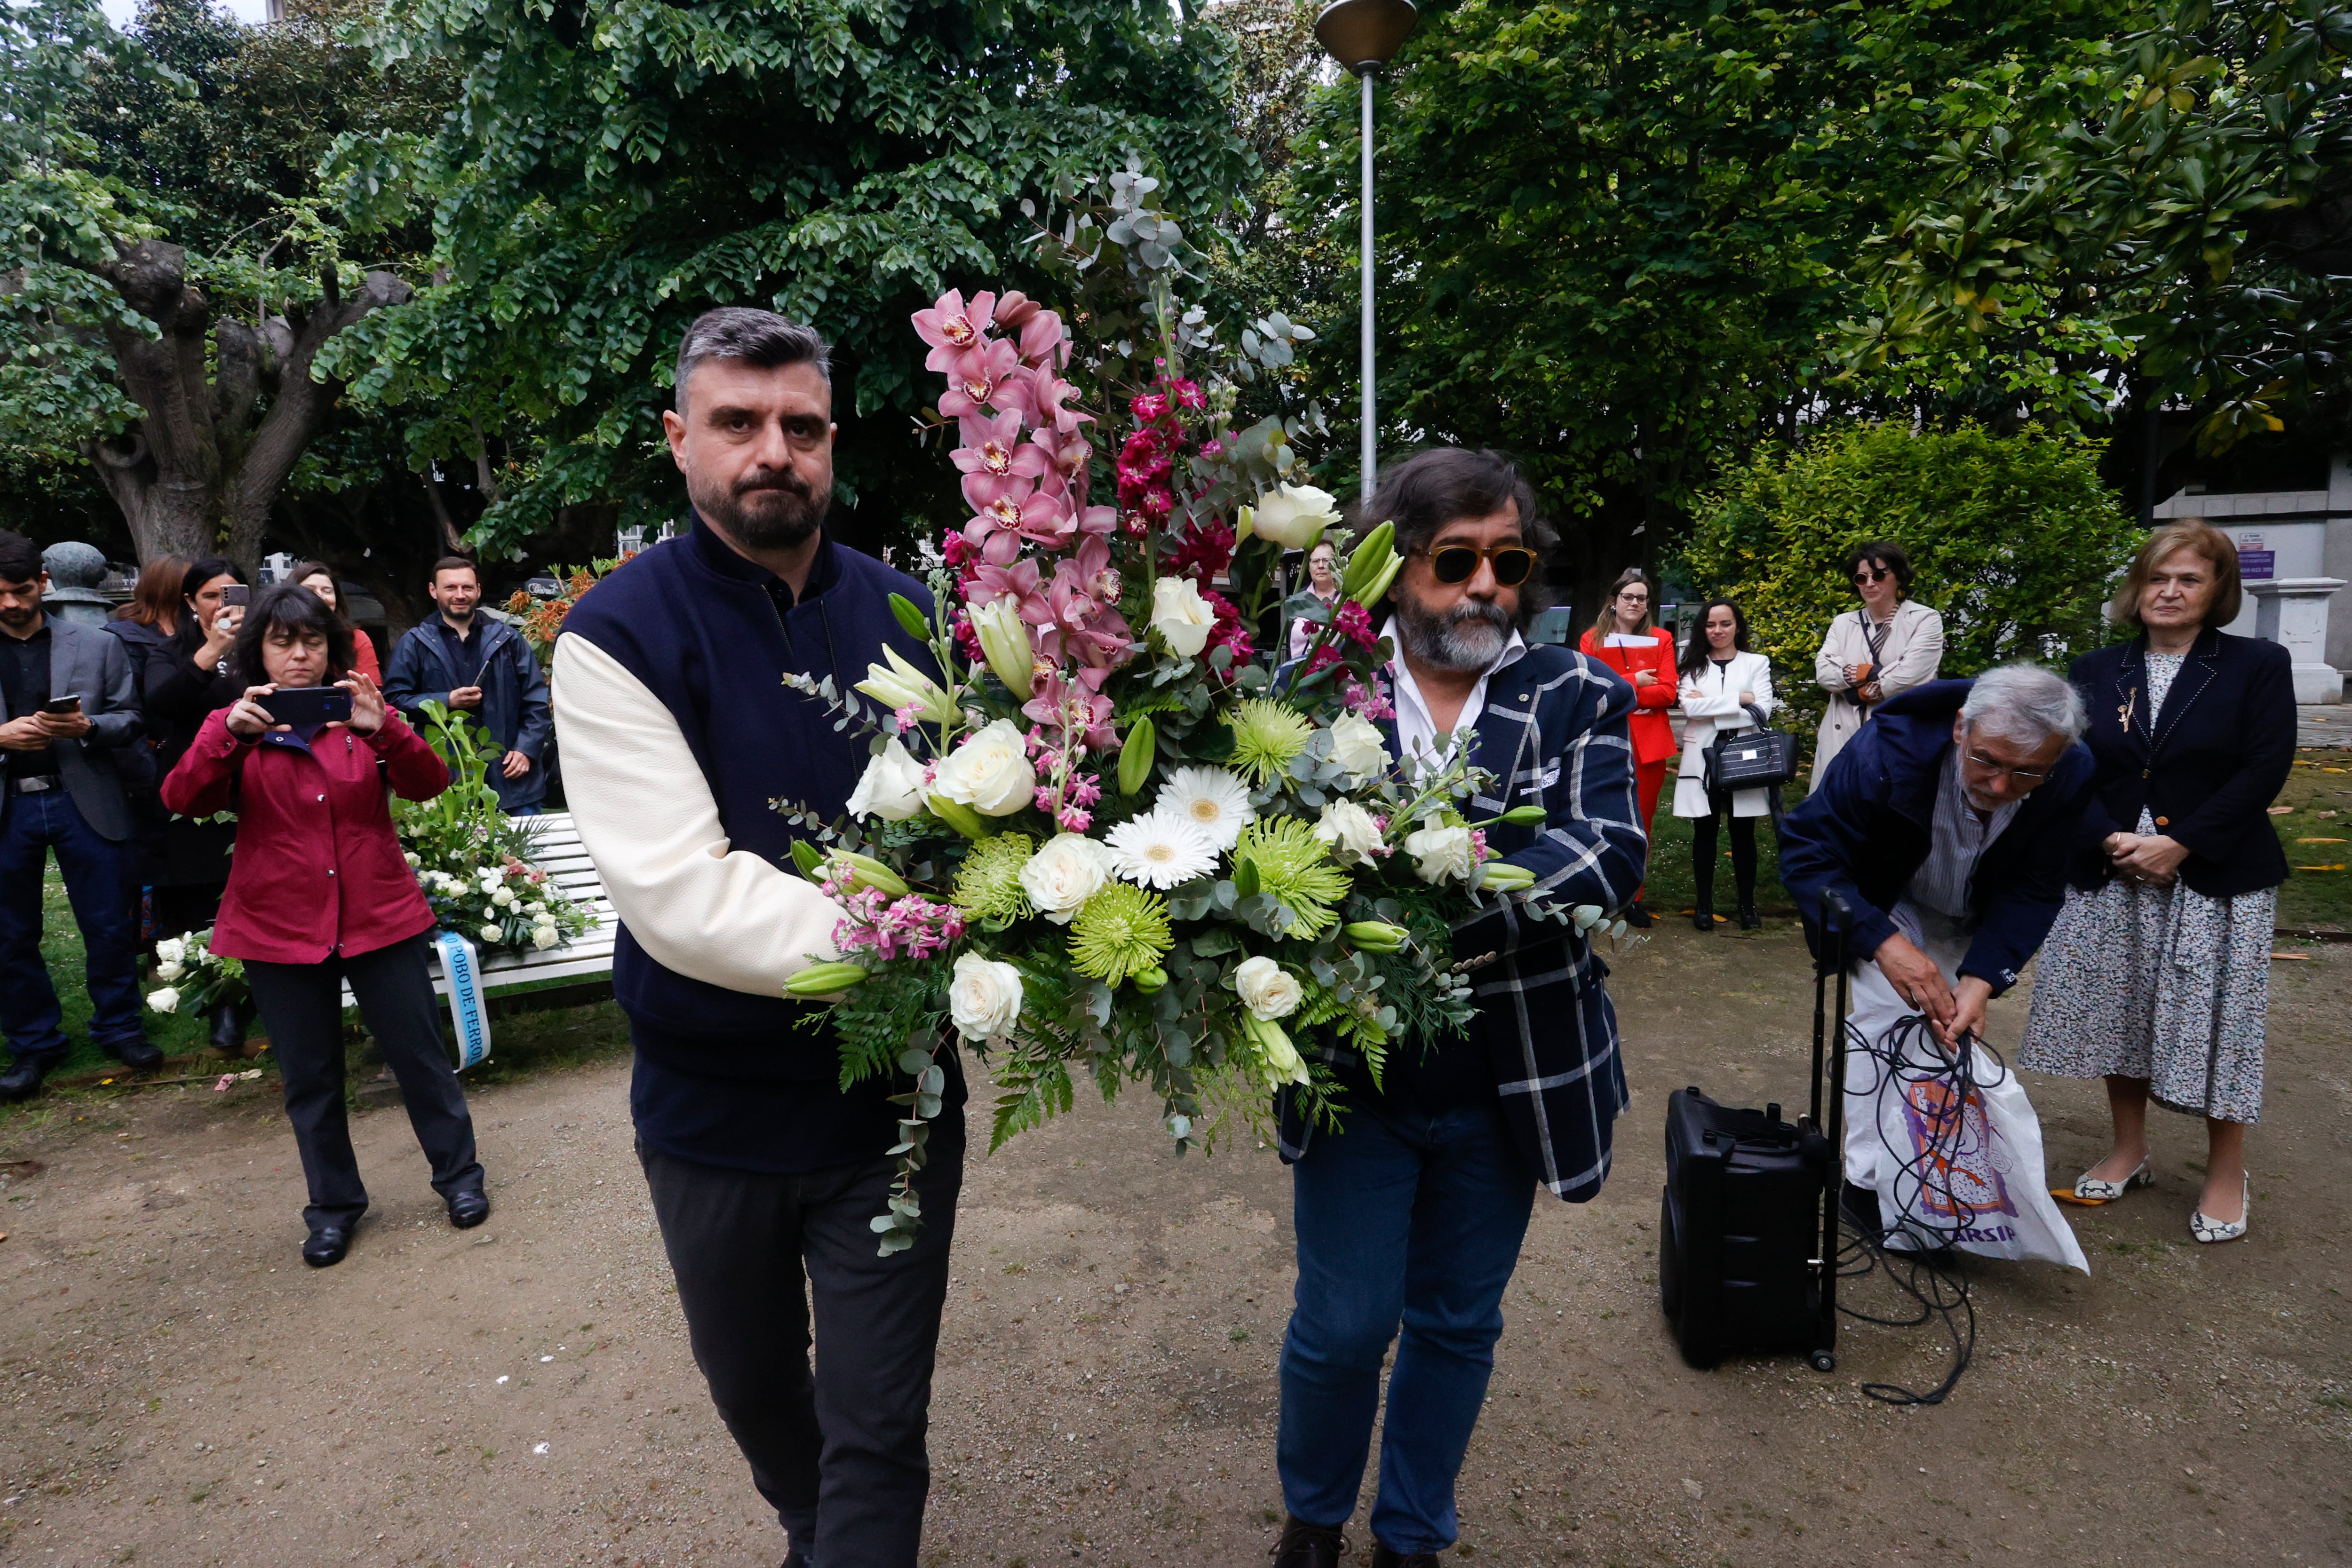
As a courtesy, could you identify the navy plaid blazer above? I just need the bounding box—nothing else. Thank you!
[1278,644,1647,1201]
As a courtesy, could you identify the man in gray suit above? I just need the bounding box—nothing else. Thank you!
[0,532,159,1100]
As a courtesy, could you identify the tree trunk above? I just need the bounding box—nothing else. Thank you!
[72,239,411,570]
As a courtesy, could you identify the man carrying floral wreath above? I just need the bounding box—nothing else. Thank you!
[550,308,963,1568]
[1269,447,1647,1568]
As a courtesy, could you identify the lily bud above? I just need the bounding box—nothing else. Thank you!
[1131,966,1168,995]
[785,961,870,997]
[926,794,988,839]
[1482,863,1536,893]
[1118,718,1157,796]
[888,593,931,641]
[1343,920,1408,952]
[1338,520,1397,603]
[855,646,955,725]
[827,850,909,898]
[969,597,1036,700]
[1498,805,1548,825]
[789,839,826,879]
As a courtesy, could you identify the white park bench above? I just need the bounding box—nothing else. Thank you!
[341,809,618,1018]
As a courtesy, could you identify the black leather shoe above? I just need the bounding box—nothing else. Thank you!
[446,1188,490,1229]
[1737,902,1762,931]
[207,1002,246,1058]
[1271,1514,1347,1568]
[0,1059,50,1102]
[1373,1546,1443,1568]
[1623,900,1655,929]
[1690,907,1715,933]
[302,1225,353,1268]
[104,1037,166,1071]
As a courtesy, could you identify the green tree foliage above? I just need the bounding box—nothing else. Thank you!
[1853,0,2352,456]
[1682,421,2141,743]
[1279,0,2130,616]
[0,0,450,568]
[321,0,1259,559]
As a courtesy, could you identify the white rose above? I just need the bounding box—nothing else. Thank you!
[403,852,420,868]
[1326,713,1391,782]
[1233,956,1303,1022]
[479,923,503,943]
[154,937,186,965]
[932,719,1037,817]
[1018,832,1113,925]
[1403,818,1475,885]
[1243,482,1341,549]
[531,926,561,950]
[949,952,1025,1042]
[147,987,180,1014]
[533,909,558,927]
[474,866,498,884]
[525,901,548,915]
[1311,799,1383,865]
[492,887,516,908]
[153,959,186,983]
[846,736,931,822]
[1150,577,1216,658]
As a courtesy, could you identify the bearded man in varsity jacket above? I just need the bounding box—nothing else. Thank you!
[552,309,962,1568]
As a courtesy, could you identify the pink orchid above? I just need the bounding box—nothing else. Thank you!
[913,290,997,371]
[1030,426,1091,492]
[967,558,1050,627]
[1017,310,1067,370]
[939,337,1021,419]
[993,292,1041,330]
[951,409,1049,484]
[1023,665,1118,752]
[1075,504,1119,539]
[1027,372,1090,433]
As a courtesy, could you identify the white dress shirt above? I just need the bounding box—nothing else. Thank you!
[1383,617,1528,776]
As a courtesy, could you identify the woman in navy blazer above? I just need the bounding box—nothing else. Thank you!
[2020,522,2296,1244]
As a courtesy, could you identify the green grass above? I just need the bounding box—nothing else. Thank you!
[2275,754,2352,932]
[10,865,632,1132]
[1635,802,1793,918]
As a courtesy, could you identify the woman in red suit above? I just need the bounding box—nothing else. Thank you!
[1578,568,1677,926]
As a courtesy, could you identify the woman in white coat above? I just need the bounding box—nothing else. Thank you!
[1811,539,1944,787]
[1675,598,1778,931]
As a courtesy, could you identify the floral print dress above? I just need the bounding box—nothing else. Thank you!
[2018,653,2275,1124]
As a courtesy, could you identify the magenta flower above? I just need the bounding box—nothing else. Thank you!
[1334,599,1376,650]
[1023,665,1118,752]
[1130,391,1170,422]
[968,557,1050,628]
[1170,378,1206,410]
[913,290,997,371]
[939,338,1021,419]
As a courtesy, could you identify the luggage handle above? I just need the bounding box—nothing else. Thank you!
[1806,891,1855,1369]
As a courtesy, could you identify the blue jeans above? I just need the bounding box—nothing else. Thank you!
[1277,1096,1537,1554]
[0,788,144,1064]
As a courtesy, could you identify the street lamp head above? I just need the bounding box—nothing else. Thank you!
[1313,0,1417,75]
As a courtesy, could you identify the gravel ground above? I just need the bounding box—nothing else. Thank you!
[0,923,2345,1567]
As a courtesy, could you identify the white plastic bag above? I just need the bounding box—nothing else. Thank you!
[1859,1026,2088,1273]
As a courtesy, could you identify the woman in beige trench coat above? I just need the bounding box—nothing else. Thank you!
[1810,539,1944,787]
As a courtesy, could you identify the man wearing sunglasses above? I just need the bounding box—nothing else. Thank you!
[1269,447,1647,1568]
[1778,666,2095,1235]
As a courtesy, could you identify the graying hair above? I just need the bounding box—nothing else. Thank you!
[674,308,832,413]
[1961,663,2087,748]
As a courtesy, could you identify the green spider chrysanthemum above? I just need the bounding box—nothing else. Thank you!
[953,832,1035,921]
[1067,882,1174,984]
[1225,698,1315,784]
[1231,817,1351,938]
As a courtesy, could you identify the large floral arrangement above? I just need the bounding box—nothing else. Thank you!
[396,700,596,954]
[782,174,1616,1252]
[503,554,634,666]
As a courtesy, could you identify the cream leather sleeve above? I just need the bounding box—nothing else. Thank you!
[551,632,841,993]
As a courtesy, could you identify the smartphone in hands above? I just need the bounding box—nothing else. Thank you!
[220,584,251,609]
[41,695,82,716]
[256,686,353,729]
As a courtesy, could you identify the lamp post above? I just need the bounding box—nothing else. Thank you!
[1314,0,1417,507]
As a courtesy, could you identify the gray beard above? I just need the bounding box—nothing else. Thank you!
[692,468,830,551]
[1395,594,1512,673]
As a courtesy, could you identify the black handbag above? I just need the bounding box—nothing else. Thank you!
[1702,703,1798,793]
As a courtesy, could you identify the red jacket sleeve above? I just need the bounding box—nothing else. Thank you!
[1634,634,1677,709]
[159,710,249,817]
[363,712,452,801]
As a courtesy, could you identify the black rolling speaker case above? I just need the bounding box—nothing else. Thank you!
[1658,913,1850,1372]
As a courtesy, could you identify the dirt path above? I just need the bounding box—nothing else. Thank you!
[1,925,2345,1567]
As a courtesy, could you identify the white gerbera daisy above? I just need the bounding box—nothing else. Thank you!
[1154,766,1256,852]
[1105,809,1221,890]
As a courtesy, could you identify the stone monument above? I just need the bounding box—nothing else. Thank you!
[2250,577,2346,704]
[40,541,115,629]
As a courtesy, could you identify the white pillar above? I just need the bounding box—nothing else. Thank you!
[2250,578,2347,703]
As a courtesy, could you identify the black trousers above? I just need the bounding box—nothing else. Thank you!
[639,1137,963,1568]
[243,934,483,1230]
[1690,809,1758,911]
